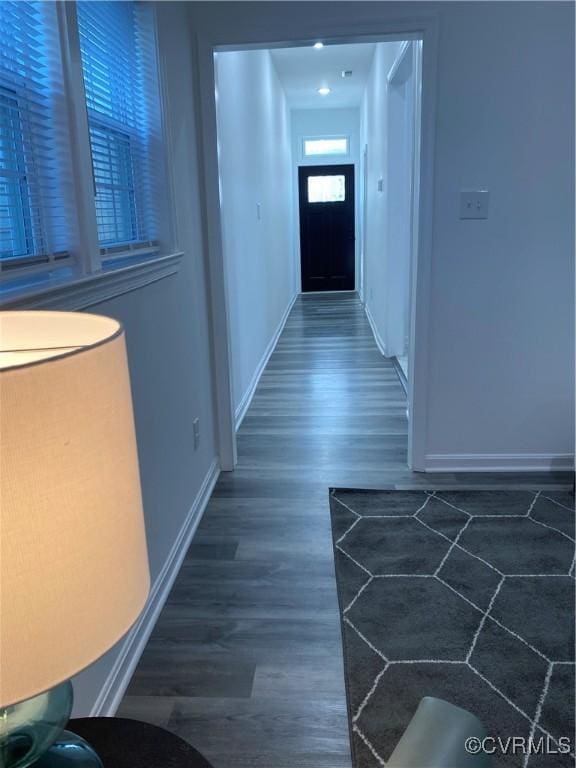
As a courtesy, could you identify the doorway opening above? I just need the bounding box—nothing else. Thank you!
[198,24,438,472]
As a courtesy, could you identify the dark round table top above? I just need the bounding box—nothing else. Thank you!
[69,718,214,768]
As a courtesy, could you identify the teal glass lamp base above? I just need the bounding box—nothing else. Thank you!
[0,681,102,768]
[32,731,102,768]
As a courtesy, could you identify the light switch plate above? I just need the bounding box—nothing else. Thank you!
[460,189,489,219]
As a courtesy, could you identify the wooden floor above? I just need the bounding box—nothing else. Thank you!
[119,292,570,768]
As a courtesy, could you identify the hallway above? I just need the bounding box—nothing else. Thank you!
[119,292,403,767]
[119,292,563,768]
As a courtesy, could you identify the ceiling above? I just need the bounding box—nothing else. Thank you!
[270,43,376,110]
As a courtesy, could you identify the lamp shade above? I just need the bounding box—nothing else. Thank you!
[0,311,150,707]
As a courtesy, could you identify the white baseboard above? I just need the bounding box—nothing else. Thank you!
[89,457,220,716]
[364,303,388,358]
[301,290,357,296]
[392,356,408,396]
[424,453,575,473]
[234,292,298,431]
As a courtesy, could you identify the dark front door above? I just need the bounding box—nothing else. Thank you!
[298,164,355,292]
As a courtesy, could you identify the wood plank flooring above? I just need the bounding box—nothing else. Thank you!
[119,292,571,768]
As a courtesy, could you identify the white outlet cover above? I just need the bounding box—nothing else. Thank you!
[459,189,489,219]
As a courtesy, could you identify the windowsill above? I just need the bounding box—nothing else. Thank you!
[0,252,183,310]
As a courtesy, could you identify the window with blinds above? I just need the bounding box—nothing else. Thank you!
[0,2,74,271]
[77,1,161,255]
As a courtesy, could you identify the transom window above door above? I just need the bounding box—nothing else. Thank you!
[307,175,346,203]
[303,137,349,157]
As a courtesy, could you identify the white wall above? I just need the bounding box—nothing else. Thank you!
[70,2,219,714]
[291,108,361,292]
[215,49,296,423]
[190,1,575,470]
[423,2,574,467]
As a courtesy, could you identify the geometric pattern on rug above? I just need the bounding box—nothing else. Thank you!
[329,489,575,768]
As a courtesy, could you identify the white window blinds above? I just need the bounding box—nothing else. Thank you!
[0,2,74,270]
[77,1,161,254]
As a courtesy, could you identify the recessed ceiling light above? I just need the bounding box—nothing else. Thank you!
[313,42,324,49]
[318,87,331,96]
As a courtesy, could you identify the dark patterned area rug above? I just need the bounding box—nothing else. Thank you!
[329,489,575,768]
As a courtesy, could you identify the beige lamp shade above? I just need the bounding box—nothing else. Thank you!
[0,311,150,707]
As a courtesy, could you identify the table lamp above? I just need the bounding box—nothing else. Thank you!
[0,311,150,768]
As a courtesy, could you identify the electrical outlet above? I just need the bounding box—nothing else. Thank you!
[459,189,489,219]
[193,418,200,450]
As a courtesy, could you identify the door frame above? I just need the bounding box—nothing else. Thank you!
[360,143,368,303]
[194,14,439,472]
[298,163,355,293]
[293,133,360,298]
[386,39,422,461]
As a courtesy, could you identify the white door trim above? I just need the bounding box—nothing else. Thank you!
[193,15,440,472]
[195,35,237,470]
[409,33,432,470]
[386,39,425,468]
[360,143,368,304]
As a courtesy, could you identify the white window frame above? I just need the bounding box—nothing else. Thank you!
[0,1,181,310]
[301,135,351,160]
